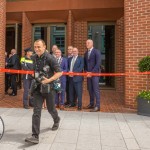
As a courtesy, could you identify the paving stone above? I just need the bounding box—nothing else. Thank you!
[0,108,150,150]
[124,138,140,150]
[50,143,76,150]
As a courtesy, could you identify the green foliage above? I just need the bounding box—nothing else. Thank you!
[137,90,150,100]
[138,56,150,72]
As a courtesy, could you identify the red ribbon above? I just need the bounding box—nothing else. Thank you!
[1,68,150,76]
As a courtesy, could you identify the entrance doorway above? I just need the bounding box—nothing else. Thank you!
[88,24,115,88]
[6,24,22,56]
[33,25,66,55]
[6,24,22,89]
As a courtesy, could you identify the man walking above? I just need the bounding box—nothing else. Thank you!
[25,39,62,144]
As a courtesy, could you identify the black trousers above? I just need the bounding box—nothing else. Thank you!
[5,74,11,93]
[65,79,70,103]
[11,74,17,95]
[32,90,59,137]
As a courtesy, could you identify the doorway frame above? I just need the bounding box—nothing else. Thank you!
[88,22,116,89]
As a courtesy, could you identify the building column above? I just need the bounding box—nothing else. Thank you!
[74,21,88,56]
[0,0,6,98]
[22,12,32,56]
[124,0,150,108]
[116,17,124,94]
[67,10,74,47]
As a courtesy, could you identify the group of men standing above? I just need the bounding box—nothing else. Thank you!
[52,39,101,112]
[5,39,101,112]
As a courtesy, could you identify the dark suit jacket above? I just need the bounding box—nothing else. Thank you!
[84,48,101,73]
[68,56,84,82]
[7,54,20,70]
[59,57,68,82]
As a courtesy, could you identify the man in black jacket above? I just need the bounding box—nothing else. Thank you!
[25,39,62,144]
[6,49,20,96]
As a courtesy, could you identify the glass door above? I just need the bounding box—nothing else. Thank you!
[88,24,115,88]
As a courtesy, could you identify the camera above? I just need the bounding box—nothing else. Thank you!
[29,65,51,95]
[34,65,50,83]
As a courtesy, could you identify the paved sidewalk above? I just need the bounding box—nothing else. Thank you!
[0,108,150,150]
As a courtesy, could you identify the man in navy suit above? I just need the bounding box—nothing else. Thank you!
[55,49,68,110]
[84,39,101,112]
[68,47,84,110]
[65,46,73,106]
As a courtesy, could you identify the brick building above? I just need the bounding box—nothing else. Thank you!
[0,0,149,109]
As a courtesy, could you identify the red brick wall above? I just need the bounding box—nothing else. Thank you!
[116,17,125,94]
[124,0,150,108]
[0,0,6,98]
[74,21,88,91]
[74,21,87,56]
[67,10,74,47]
[22,12,32,56]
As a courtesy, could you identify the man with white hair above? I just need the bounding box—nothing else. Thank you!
[6,49,20,96]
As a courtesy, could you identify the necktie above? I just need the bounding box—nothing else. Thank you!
[56,58,59,64]
[70,57,76,72]
[88,50,91,59]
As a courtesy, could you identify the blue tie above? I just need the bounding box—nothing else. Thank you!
[88,50,91,59]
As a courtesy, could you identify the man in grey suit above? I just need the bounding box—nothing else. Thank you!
[84,39,101,112]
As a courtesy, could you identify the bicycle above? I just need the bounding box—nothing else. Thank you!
[0,116,4,140]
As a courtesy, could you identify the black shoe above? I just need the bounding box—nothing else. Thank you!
[52,117,60,131]
[86,104,94,109]
[25,135,39,144]
[9,93,17,96]
[90,107,100,112]
[64,102,70,105]
[78,107,82,110]
[67,104,76,108]
[24,105,29,109]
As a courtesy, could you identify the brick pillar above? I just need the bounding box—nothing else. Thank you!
[124,0,150,108]
[73,21,88,106]
[116,17,124,94]
[0,0,6,98]
[22,12,32,56]
[67,10,74,47]
[74,21,88,56]
[74,21,88,93]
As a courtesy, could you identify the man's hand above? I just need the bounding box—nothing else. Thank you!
[41,77,51,84]
[69,71,74,77]
[87,72,92,78]
[41,72,63,84]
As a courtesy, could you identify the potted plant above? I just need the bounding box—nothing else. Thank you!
[137,56,150,116]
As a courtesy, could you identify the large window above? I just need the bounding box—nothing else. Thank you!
[33,25,66,54]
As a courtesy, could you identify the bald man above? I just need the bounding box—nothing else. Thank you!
[7,49,20,96]
[84,39,101,112]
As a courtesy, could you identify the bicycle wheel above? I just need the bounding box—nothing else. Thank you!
[0,116,4,140]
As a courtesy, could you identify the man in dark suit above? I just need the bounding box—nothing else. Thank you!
[55,49,68,110]
[84,39,101,112]
[68,47,84,110]
[6,49,20,96]
[65,46,73,106]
